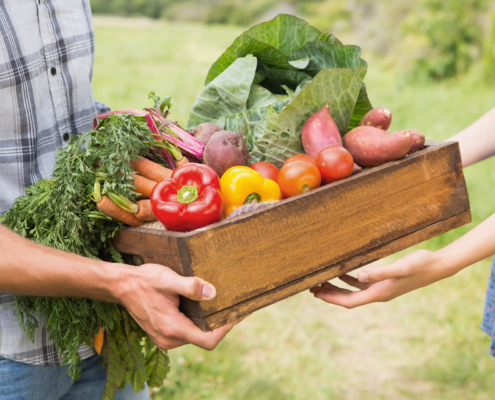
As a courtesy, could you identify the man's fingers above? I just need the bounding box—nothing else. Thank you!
[358,261,409,283]
[177,315,246,351]
[169,275,216,301]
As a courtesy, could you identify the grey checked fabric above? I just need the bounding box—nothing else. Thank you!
[0,0,98,365]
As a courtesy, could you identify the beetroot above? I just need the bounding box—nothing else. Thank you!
[343,126,413,167]
[193,122,222,145]
[301,104,342,157]
[203,130,249,177]
[406,129,426,155]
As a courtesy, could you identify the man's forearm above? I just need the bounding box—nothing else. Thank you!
[448,107,495,167]
[0,224,121,302]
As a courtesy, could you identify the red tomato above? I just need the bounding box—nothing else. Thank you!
[283,154,315,166]
[315,146,354,184]
[249,162,280,181]
[278,160,321,198]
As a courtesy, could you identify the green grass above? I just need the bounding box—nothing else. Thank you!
[92,17,495,399]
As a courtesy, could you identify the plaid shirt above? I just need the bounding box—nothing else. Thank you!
[0,0,103,366]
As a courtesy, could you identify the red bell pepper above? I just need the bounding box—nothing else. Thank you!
[150,163,222,232]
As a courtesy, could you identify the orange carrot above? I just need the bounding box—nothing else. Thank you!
[94,327,104,355]
[131,174,157,198]
[175,156,190,168]
[130,157,172,182]
[136,200,157,222]
[97,195,143,227]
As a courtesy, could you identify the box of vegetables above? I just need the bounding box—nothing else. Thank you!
[112,15,471,330]
[0,14,470,398]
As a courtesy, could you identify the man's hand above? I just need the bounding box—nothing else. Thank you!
[310,249,453,309]
[113,263,242,350]
[0,225,244,351]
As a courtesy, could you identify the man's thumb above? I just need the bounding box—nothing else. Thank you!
[175,276,217,301]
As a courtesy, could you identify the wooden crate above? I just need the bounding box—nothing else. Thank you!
[113,142,470,331]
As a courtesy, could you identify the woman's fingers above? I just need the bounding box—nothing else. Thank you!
[338,274,373,290]
[310,282,347,294]
[313,284,385,309]
[357,261,410,283]
[312,250,439,308]
[310,274,372,294]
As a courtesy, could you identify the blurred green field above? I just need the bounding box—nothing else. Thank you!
[92,17,495,400]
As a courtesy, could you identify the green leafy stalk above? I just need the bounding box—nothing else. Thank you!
[146,139,183,161]
[106,191,139,214]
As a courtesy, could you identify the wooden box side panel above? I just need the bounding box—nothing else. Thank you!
[182,143,469,316]
[113,230,184,275]
[191,210,471,331]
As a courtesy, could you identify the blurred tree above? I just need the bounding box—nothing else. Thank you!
[203,0,277,25]
[403,0,489,80]
[298,0,351,33]
[482,11,495,82]
[90,0,176,19]
[89,0,493,81]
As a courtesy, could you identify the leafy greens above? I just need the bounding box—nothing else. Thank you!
[187,14,373,167]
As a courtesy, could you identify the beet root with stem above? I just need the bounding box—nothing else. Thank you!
[203,130,250,177]
[193,122,222,146]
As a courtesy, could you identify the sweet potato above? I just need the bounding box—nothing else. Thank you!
[351,163,362,175]
[358,107,392,131]
[343,126,413,167]
[301,104,342,157]
[406,129,426,155]
[203,130,249,177]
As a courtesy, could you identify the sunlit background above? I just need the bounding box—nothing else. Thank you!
[89,1,495,398]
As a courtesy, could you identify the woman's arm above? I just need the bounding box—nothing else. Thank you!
[448,107,495,167]
[311,212,495,308]
[0,224,240,350]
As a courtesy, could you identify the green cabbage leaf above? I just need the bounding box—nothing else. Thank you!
[187,14,373,167]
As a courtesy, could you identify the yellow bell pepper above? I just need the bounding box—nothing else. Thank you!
[220,166,281,217]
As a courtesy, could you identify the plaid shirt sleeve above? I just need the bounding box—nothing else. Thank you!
[0,0,98,366]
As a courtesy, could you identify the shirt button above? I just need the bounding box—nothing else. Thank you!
[63,133,70,142]
[51,67,57,76]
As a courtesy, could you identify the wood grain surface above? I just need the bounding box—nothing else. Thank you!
[189,211,471,331]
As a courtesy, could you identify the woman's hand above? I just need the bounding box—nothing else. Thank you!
[311,212,495,309]
[310,249,454,308]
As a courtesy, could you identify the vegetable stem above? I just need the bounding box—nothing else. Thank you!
[244,193,262,204]
[106,191,139,214]
[177,186,198,204]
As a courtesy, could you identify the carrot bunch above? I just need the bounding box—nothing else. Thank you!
[94,157,190,227]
